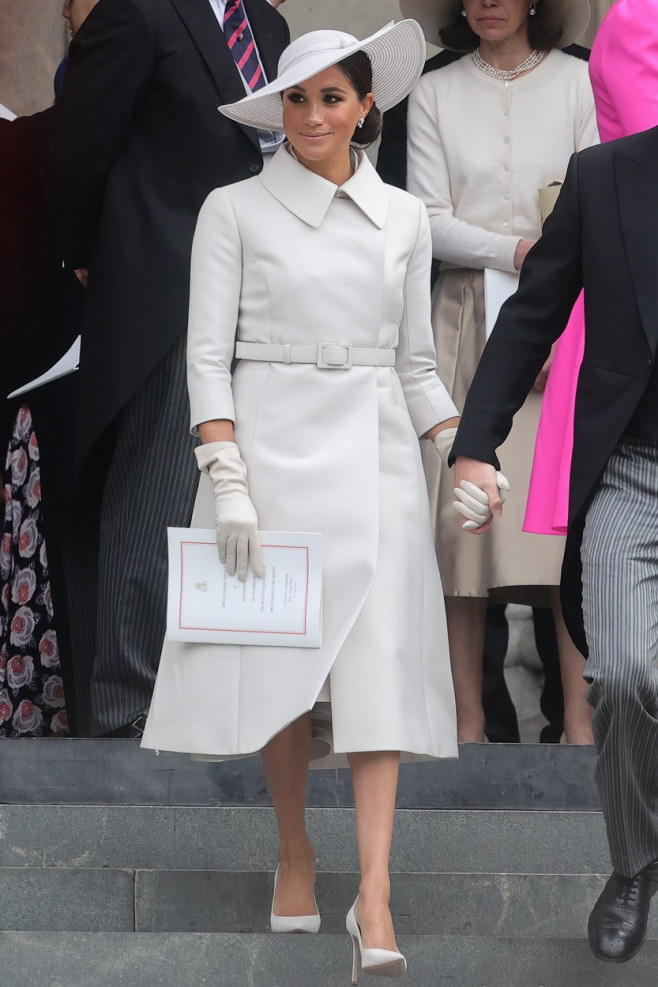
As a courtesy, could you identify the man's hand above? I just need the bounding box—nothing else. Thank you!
[453,456,508,534]
[533,344,555,392]
[74,268,89,287]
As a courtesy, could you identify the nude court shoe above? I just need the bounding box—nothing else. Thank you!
[269,864,321,934]
[346,899,407,982]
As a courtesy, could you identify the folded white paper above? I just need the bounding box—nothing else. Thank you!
[167,528,323,647]
[484,270,520,339]
[0,102,16,121]
[7,336,81,399]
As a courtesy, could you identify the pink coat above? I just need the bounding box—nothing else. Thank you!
[524,0,658,534]
[589,0,658,143]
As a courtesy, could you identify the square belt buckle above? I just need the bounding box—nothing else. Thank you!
[316,342,352,369]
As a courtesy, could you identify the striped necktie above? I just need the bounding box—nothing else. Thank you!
[223,0,266,92]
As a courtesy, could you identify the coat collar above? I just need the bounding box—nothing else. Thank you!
[258,143,389,229]
[614,126,658,354]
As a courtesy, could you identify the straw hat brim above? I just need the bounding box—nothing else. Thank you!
[219,19,426,132]
[399,0,590,51]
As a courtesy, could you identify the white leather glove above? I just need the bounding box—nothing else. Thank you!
[433,427,458,465]
[453,472,511,530]
[195,441,263,581]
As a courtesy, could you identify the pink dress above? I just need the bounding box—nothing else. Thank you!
[524,0,658,534]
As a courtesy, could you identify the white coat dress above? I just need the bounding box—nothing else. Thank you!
[141,145,458,762]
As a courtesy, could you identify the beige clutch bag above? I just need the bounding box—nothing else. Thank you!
[539,181,564,225]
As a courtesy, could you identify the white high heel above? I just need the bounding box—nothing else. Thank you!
[269,864,321,934]
[346,899,407,982]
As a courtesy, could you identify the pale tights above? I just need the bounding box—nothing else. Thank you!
[260,714,400,950]
[445,592,593,744]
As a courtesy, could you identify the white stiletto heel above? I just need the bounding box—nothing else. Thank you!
[346,899,406,982]
[269,864,321,934]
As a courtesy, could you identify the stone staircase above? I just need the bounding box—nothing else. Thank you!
[1,741,656,985]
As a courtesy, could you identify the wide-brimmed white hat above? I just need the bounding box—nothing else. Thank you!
[219,20,426,131]
[399,0,590,51]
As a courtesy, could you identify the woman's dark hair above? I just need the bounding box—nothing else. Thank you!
[337,50,382,147]
[440,6,563,53]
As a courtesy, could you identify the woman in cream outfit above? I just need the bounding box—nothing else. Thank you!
[405,0,598,744]
[141,21,459,980]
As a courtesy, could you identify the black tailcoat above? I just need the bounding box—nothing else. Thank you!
[451,125,658,655]
[48,0,289,478]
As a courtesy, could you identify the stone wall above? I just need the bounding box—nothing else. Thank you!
[0,0,614,117]
[0,0,67,116]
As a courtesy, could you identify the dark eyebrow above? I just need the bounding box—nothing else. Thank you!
[289,85,348,94]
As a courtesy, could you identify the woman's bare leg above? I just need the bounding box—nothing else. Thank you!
[550,586,594,744]
[348,750,401,951]
[260,712,316,915]
[445,596,488,742]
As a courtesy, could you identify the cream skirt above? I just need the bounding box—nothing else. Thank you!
[422,268,565,602]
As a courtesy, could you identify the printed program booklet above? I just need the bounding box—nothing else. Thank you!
[7,336,80,399]
[484,269,520,338]
[166,528,322,647]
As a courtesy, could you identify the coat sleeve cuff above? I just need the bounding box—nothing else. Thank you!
[448,435,501,470]
[189,393,236,437]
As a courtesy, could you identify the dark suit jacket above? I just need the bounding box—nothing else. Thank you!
[48,0,289,480]
[451,125,658,655]
[0,131,25,416]
[0,110,83,470]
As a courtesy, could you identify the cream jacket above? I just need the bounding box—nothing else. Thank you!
[407,50,599,272]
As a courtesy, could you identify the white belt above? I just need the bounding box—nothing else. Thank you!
[235,341,396,370]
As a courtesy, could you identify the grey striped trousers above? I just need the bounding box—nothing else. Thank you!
[89,334,199,735]
[582,437,658,877]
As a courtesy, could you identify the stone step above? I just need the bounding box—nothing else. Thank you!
[1,933,657,987]
[0,738,600,809]
[0,806,610,873]
[3,867,658,940]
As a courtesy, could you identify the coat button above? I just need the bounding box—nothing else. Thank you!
[249,164,261,174]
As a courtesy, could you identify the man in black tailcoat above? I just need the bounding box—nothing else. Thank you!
[451,125,658,962]
[48,0,289,735]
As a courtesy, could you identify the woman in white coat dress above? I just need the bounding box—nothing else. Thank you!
[141,22,459,981]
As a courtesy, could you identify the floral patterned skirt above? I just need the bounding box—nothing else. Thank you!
[0,406,68,735]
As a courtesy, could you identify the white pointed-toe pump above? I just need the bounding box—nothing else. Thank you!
[269,865,321,934]
[346,899,407,982]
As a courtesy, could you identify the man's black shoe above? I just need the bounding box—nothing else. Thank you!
[588,861,658,962]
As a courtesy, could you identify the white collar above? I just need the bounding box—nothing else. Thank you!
[258,143,388,229]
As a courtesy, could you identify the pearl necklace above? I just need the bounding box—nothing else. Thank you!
[471,47,545,80]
